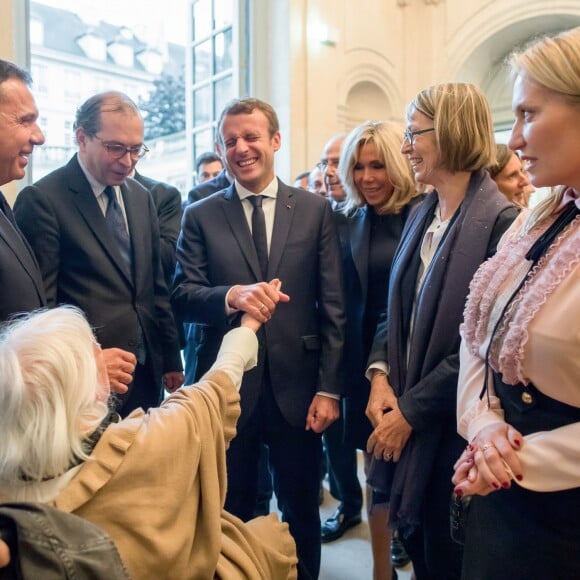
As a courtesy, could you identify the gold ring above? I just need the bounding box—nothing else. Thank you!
[259,303,266,311]
[384,452,393,460]
[481,443,495,452]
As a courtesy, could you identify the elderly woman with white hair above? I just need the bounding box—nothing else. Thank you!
[0,299,297,579]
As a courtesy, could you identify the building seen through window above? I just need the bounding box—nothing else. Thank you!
[28,0,243,196]
[187,0,245,187]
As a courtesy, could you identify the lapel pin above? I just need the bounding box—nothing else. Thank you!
[286,204,292,209]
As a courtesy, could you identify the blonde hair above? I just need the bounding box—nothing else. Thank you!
[0,307,108,483]
[407,83,496,173]
[509,27,580,232]
[339,121,418,215]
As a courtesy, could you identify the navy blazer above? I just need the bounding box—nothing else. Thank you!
[133,171,182,286]
[0,191,46,323]
[14,155,182,384]
[173,180,346,429]
[186,169,230,205]
[335,200,420,447]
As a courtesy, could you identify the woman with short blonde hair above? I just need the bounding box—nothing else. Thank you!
[454,27,580,579]
[365,83,518,578]
[331,120,420,579]
[339,121,417,216]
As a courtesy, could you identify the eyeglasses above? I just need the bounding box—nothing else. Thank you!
[94,136,149,160]
[317,157,340,170]
[403,127,435,145]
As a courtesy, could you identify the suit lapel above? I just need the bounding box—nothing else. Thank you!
[0,197,46,300]
[222,185,263,281]
[67,157,133,286]
[267,183,294,279]
[349,207,370,299]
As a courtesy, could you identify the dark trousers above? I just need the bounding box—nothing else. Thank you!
[225,383,322,580]
[117,359,160,418]
[399,431,464,580]
[323,410,362,516]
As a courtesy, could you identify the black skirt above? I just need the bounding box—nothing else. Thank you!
[462,377,580,580]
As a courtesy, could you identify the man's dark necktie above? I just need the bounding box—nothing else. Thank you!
[0,191,19,229]
[103,186,146,364]
[104,186,131,271]
[248,195,268,280]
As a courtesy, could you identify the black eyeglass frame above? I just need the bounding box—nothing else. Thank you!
[93,135,149,160]
[403,127,435,144]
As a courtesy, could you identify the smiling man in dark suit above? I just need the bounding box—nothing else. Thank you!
[173,97,346,579]
[0,60,47,323]
[0,61,135,394]
[14,91,183,416]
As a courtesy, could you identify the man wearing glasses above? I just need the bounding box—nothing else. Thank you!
[14,91,183,416]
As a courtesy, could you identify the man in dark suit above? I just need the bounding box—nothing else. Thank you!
[1,61,135,391]
[132,170,182,287]
[187,168,230,204]
[173,97,346,579]
[182,155,229,377]
[0,61,47,323]
[14,91,183,416]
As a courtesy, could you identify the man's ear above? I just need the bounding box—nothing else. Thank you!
[76,127,87,150]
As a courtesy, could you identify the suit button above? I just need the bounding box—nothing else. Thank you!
[521,391,533,404]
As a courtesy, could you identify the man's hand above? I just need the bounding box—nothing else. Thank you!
[102,348,136,393]
[164,371,185,393]
[305,394,339,433]
[366,371,397,428]
[240,279,286,331]
[228,278,290,323]
[366,400,412,462]
[0,539,10,568]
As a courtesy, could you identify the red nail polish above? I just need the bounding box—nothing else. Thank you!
[454,489,463,497]
[502,482,510,489]
[492,482,500,489]
[516,474,523,481]
[514,439,521,447]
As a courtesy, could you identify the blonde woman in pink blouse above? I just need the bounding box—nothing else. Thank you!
[453,27,580,580]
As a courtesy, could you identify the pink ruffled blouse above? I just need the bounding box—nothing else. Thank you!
[457,198,580,492]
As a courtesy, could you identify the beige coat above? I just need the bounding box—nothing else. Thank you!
[54,369,297,579]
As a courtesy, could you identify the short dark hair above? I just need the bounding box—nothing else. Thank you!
[0,59,32,103]
[489,144,518,179]
[195,151,222,174]
[294,171,310,182]
[73,91,140,138]
[217,98,279,145]
[0,59,32,85]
